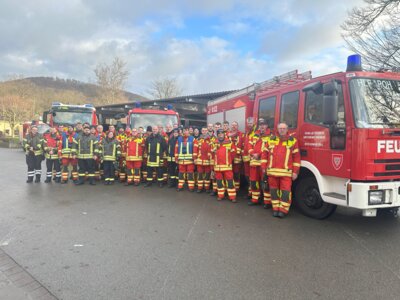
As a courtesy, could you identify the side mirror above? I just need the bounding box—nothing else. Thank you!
[322,81,338,125]
[52,112,57,117]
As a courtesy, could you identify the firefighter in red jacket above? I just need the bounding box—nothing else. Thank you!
[248,120,271,206]
[43,126,62,183]
[242,117,257,198]
[262,123,300,218]
[195,127,212,193]
[60,125,78,183]
[212,129,237,202]
[175,127,198,192]
[125,128,145,186]
[229,121,244,191]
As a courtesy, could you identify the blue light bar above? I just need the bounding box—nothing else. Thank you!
[346,54,362,72]
[135,102,141,108]
[52,102,61,106]
[84,104,94,108]
[167,104,173,110]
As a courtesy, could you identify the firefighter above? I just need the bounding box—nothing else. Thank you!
[195,127,212,193]
[262,122,300,218]
[141,126,153,183]
[43,126,62,183]
[95,125,106,180]
[125,128,145,186]
[72,124,99,185]
[222,121,230,137]
[212,129,237,202]
[229,121,244,191]
[145,126,167,187]
[116,128,128,182]
[209,126,218,196]
[166,128,179,188]
[101,131,121,185]
[248,120,271,206]
[23,125,44,183]
[159,124,169,183]
[242,117,257,198]
[207,123,214,137]
[175,127,198,192]
[60,125,78,183]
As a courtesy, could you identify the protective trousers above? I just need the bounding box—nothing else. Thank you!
[78,159,95,183]
[126,161,142,184]
[103,161,115,183]
[167,161,178,186]
[178,164,195,190]
[214,170,236,201]
[269,176,292,215]
[61,158,78,182]
[26,154,42,182]
[233,163,241,191]
[146,166,163,183]
[196,165,211,191]
[46,159,61,182]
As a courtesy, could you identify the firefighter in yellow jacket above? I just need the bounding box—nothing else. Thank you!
[262,123,300,218]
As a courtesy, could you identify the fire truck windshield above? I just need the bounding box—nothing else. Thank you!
[350,78,400,128]
[52,111,93,126]
[129,113,178,129]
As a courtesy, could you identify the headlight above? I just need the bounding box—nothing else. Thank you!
[368,190,385,205]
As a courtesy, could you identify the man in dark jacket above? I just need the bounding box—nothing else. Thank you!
[23,125,44,183]
[72,124,99,185]
[145,126,167,187]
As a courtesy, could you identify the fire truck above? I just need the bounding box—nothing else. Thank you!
[126,103,179,130]
[43,102,99,127]
[207,55,400,219]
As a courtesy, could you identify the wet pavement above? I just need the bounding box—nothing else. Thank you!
[1,148,400,300]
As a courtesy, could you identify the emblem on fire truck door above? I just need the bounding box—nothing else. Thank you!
[332,154,343,171]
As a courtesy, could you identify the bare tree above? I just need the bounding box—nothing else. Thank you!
[148,77,183,99]
[0,95,33,137]
[94,57,130,104]
[342,0,400,71]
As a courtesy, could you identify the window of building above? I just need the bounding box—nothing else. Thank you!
[258,96,276,129]
[280,91,299,128]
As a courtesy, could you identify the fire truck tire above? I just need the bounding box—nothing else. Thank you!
[294,177,337,219]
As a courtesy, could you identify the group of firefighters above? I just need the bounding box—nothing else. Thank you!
[23,118,300,218]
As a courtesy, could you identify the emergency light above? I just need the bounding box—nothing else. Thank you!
[84,104,94,108]
[346,54,362,72]
[135,102,141,108]
[167,104,173,110]
[52,102,61,106]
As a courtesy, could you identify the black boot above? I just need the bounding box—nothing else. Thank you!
[55,177,61,183]
[89,178,96,185]
[26,177,34,183]
[45,177,51,183]
[75,178,84,185]
[273,211,279,217]
[35,175,41,183]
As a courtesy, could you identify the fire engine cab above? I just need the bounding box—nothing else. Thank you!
[127,103,179,130]
[208,55,400,218]
[43,102,98,127]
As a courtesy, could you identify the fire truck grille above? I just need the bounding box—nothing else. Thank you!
[374,159,400,177]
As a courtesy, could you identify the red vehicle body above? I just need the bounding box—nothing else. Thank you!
[43,102,98,128]
[127,104,180,130]
[208,57,400,218]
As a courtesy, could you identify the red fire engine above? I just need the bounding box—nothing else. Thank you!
[43,102,98,127]
[208,55,400,218]
[127,103,180,129]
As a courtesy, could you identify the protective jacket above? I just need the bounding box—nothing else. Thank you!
[229,131,244,164]
[43,132,61,159]
[175,135,198,164]
[73,133,99,159]
[23,133,44,156]
[195,135,212,166]
[101,138,120,162]
[61,131,77,158]
[248,130,270,167]
[212,139,236,171]
[262,135,300,177]
[126,137,145,161]
[167,136,178,162]
[145,134,167,167]
[242,126,257,163]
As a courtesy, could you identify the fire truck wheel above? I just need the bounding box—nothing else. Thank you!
[294,177,337,219]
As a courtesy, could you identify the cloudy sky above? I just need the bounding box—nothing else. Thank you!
[0,0,363,96]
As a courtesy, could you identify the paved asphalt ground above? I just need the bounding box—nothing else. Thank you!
[1,148,400,300]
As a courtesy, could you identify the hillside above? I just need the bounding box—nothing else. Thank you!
[0,77,149,118]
